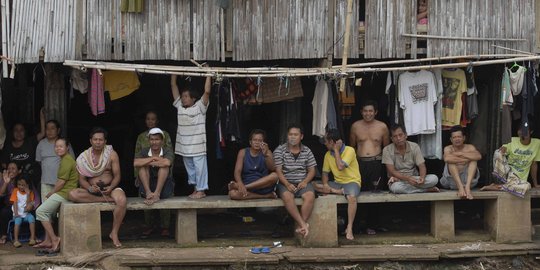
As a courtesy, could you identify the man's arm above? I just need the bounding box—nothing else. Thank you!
[36,108,46,141]
[107,151,122,194]
[443,146,469,164]
[417,162,427,184]
[149,157,171,167]
[201,76,212,106]
[385,164,417,185]
[349,124,357,149]
[382,125,390,147]
[171,75,180,101]
[460,145,482,161]
[133,157,156,168]
[531,161,538,187]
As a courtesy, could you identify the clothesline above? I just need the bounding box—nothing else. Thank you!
[63,55,540,79]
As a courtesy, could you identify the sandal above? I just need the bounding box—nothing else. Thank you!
[13,241,22,248]
[0,236,6,244]
[366,228,377,235]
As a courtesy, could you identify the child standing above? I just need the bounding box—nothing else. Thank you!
[10,176,37,247]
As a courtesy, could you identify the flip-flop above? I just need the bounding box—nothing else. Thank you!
[250,247,261,254]
[35,249,48,256]
[366,228,377,235]
[260,247,271,253]
[46,250,59,257]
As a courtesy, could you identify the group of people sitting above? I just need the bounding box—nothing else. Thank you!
[0,89,538,255]
[228,101,540,241]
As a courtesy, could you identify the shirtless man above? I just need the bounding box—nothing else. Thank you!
[440,126,481,199]
[69,127,127,248]
[349,100,389,235]
[350,100,390,187]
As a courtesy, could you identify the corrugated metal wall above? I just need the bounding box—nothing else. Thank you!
[86,0,123,60]
[364,0,413,59]
[427,0,535,56]
[124,0,191,61]
[9,0,78,63]
[193,0,221,61]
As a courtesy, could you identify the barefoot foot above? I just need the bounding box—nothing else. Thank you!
[109,233,122,248]
[345,227,354,240]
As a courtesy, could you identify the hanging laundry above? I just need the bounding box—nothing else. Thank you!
[312,79,329,138]
[521,63,537,135]
[500,67,513,107]
[465,67,479,120]
[89,69,105,116]
[70,69,89,94]
[441,69,467,127]
[508,66,526,95]
[102,70,140,100]
[398,70,437,135]
[259,77,303,103]
[418,69,443,160]
[326,81,338,131]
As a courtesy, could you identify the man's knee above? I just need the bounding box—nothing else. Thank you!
[347,195,357,203]
[113,190,127,207]
[68,189,82,201]
[301,191,315,202]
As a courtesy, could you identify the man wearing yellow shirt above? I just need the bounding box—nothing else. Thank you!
[314,129,361,240]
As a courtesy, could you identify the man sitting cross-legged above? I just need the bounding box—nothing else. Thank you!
[314,129,362,240]
[228,129,278,200]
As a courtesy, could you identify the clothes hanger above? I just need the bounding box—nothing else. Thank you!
[509,61,525,72]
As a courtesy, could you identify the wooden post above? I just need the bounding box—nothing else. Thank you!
[326,0,336,68]
[44,64,68,137]
[339,0,353,92]
[220,8,225,62]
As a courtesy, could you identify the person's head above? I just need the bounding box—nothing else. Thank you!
[148,128,164,151]
[15,175,31,191]
[323,129,342,151]
[12,123,26,142]
[6,162,21,179]
[390,124,407,147]
[249,129,266,151]
[517,126,533,145]
[418,0,428,12]
[145,111,159,129]
[54,138,70,157]
[180,88,197,108]
[89,127,108,151]
[45,120,61,140]
[361,100,378,122]
[287,123,304,147]
[449,125,466,147]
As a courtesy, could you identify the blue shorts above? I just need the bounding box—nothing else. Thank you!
[14,213,35,225]
[327,181,361,197]
[276,182,315,198]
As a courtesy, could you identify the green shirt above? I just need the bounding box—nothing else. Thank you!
[56,154,80,200]
[504,138,540,181]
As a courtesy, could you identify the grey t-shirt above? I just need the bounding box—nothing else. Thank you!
[35,139,75,185]
[382,141,425,177]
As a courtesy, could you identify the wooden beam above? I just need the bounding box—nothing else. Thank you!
[339,0,353,92]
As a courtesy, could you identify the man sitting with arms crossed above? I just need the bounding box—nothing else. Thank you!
[440,125,481,199]
[314,129,361,240]
[383,124,439,193]
[134,127,175,237]
[69,127,127,248]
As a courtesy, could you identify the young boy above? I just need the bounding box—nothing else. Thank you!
[10,176,37,247]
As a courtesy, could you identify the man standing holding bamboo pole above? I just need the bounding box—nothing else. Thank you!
[171,73,212,199]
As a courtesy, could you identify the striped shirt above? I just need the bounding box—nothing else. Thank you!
[173,97,208,157]
[273,143,317,184]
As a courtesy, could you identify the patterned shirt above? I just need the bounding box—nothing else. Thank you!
[173,98,208,157]
[273,143,317,184]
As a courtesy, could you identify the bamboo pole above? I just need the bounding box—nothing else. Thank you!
[64,55,540,78]
[339,0,353,92]
[491,45,535,55]
[1,0,8,78]
[402,33,528,42]
[220,7,225,62]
